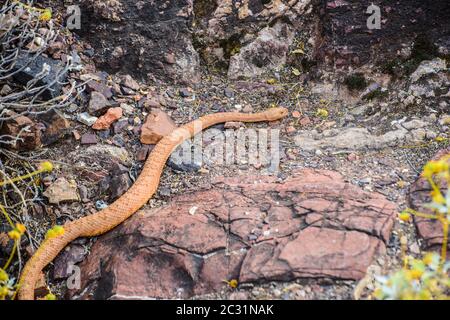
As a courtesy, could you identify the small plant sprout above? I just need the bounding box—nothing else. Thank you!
[0,161,54,187]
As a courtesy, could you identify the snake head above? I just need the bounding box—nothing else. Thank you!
[264,107,289,121]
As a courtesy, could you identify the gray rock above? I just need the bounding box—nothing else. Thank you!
[120,103,134,115]
[179,88,191,98]
[109,173,132,200]
[113,119,129,134]
[12,51,67,100]
[43,177,79,204]
[53,245,86,280]
[88,92,110,116]
[85,80,113,99]
[407,58,449,98]
[360,82,385,100]
[439,114,450,126]
[224,87,234,98]
[80,133,98,145]
[79,144,132,165]
[78,185,89,203]
[228,22,294,80]
[425,130,437,140]
[294,125,427,152]
[95,200,108,210]
[121,75,140,91]
[349,104,370,116]
[77,112,98,127]
[401,119,427,130]
[410,58,447,83]
[410,128,427,142]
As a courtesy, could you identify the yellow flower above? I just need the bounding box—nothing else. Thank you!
[422,160,449,178]
[401,292,415,300]
[315,108,329,118]
[39,9,52,22]
[44,293,56,300]
[409,269,424,280]
[0,286,9,297]
[419,289,432,300]
[46,225,65,239]
[373,287,382,299]
[8,230,21,241]
[46,230,56,239]
[39,161,54,172]
[227,279,238,289]
[398,212,411,222]
[423,252,435,266]
[53,225,64,235]
[267,78,277,85]
[0,269,8,282]
[16,223,26,235]
[431,190,446,205]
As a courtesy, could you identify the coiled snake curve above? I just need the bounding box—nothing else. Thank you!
[17,107,288,300]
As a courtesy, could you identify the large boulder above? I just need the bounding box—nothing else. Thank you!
[196,0,312,77]
[67,169,396,300]
[227,22,295,79]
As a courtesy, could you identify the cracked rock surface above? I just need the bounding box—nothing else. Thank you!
[68,169,396,299]
[408,147,450,250]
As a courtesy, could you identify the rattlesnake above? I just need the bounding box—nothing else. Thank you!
[17,107,288,300]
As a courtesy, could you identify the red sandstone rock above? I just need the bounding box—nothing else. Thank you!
[0,110,41,150]
[408,147,450,249]
[140,109,177,144]
[68,169,396,300]
[240,227,384,282]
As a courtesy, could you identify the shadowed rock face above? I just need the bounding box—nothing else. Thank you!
[78,0,201,84]
[77,0,450,82]
[67,169,396,300]
[316,0,450,70]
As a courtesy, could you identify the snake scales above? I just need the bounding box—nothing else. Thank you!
[17,107,288,300]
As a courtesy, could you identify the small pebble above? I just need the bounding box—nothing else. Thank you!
[95,200,108,210]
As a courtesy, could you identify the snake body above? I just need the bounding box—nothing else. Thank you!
[17,107,288,300]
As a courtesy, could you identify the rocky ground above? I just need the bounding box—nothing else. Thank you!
[0,0,449,300]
